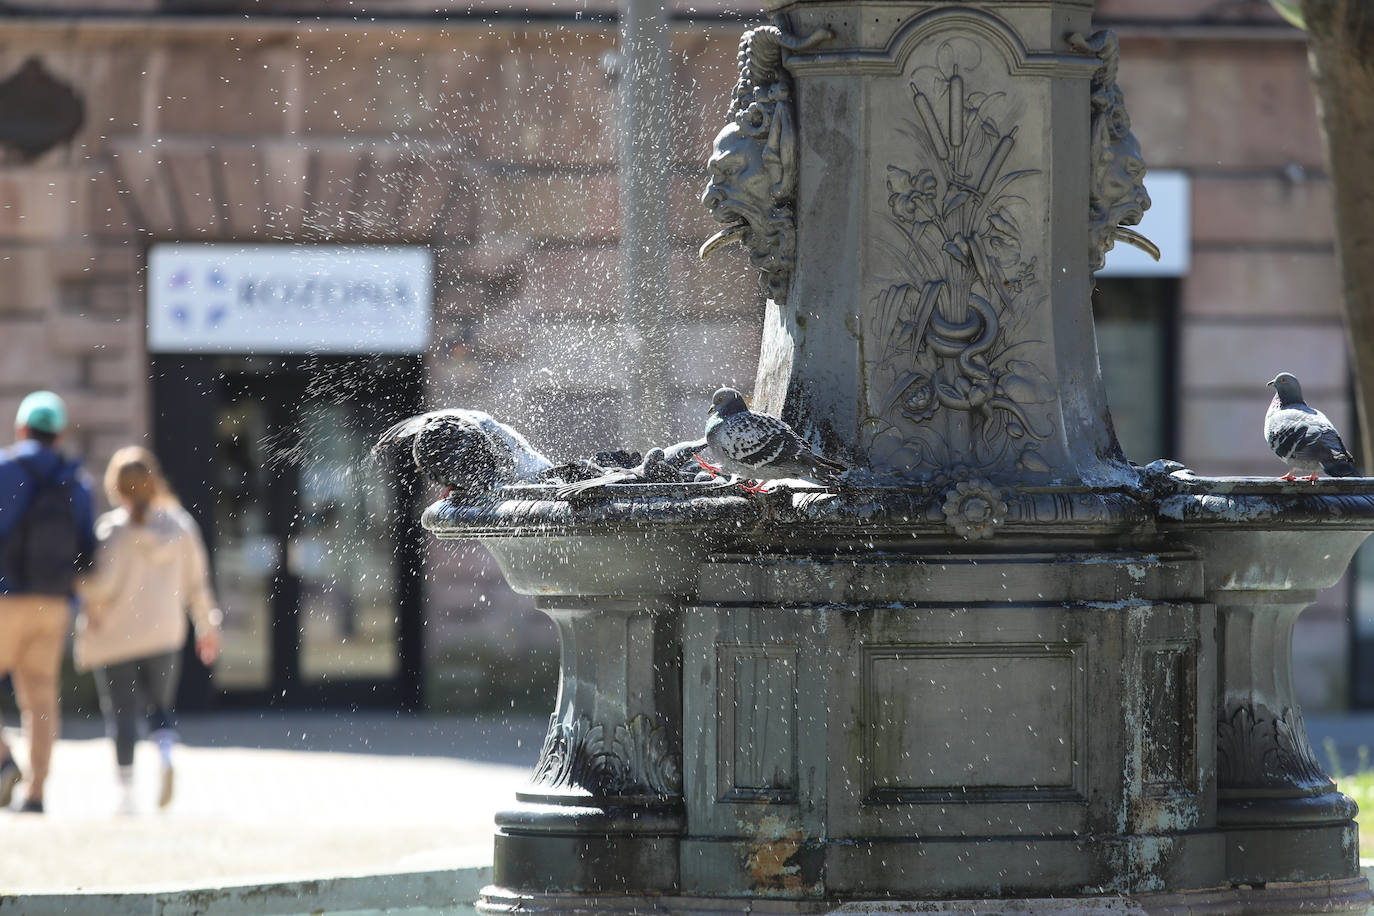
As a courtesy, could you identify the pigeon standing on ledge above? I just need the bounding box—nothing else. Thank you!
[1264,372,1358,481]
[374,408,553,496]
[703,387,847,488]
[555,438,712,499]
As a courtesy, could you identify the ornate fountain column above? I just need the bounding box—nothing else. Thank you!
[711,1,1133,486]
[425,1,1374,913]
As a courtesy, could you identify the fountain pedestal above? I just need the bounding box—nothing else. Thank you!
[424,0,1373,911]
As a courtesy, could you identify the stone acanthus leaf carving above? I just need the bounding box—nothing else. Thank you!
[1068,30,1157,272]
[1215,701,1332,791]
[532,713,682,797]
[700,25,830,305]
[865,43,1054,479]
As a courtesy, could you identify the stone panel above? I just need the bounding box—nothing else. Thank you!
[303,149,365,239]
[45,313,139,355]
[670,246,760,318]
[467,30,617,167]
[164,149,221,234]
[110,147,179,236]
[1115,50,1188,169]
[670,30,740,170]
[717,644,798,803]
[1181,47,1322,170]
[301,47,430,136]
[512,247,620,318]
[0,321,64,388]
[1182,251,1342,319]
[259,144,312,238]
[1181,322,1348,391]
[1192,177,1335,246]
[0,248,57,315]
[158,44,289,135]
[0,170,84,242]
[862,644,1084,802]
[217,146,268,238]
[476,172,620,243]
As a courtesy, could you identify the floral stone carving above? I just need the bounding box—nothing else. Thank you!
[532,713,682,798]
[941,477,1009,540]
[700,25,829,305]
[865,39,1056,478]
[1068,30,1158,272]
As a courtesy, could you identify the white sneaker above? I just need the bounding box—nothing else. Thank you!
[158,763,174,810]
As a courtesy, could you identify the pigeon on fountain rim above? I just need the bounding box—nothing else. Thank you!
[1264,372,1358,481]
[703,387,847,488]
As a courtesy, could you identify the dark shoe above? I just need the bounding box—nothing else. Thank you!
[0,757,21,808]
[18,798,43,814]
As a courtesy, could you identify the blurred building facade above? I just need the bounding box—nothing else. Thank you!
[0,0,1367,711]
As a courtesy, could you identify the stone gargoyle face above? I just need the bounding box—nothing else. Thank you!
[1089,86,1156,269]
[699,95,796,302]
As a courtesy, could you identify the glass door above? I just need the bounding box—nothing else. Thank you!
[153,355,424,709]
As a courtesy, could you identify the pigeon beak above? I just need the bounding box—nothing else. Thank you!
[706,404,717,416]
[1267,378,1278,388]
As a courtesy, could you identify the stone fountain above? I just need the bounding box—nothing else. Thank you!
[424,1,1374,912]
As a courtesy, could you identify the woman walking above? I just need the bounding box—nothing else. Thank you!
[75,447,221,814]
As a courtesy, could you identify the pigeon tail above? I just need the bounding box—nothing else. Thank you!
[1321,458,1359,478]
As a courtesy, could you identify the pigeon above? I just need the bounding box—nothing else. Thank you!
[1264,372,1358,481]
[373,408,553,496]
[703,387,847,489]
[555,439,712,499]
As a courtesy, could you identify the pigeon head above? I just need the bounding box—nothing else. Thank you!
[1267,372,1304,406]
[708,387,749,419]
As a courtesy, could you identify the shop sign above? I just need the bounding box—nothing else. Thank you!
[147,244,432,354]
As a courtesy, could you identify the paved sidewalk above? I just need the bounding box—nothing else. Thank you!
[0,711,547,894]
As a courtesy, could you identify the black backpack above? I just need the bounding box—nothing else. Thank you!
[2,458,83,595]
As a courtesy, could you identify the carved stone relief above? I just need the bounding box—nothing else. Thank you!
[865,36,1056,478]
[1068,31,1157,272]
[532,712,682,797]
[700,26,829,305]
[1216,701,1332,792]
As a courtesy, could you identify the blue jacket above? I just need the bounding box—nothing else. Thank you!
[0,440,97,595]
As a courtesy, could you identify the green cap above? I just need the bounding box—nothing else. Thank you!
[15,391,67,435]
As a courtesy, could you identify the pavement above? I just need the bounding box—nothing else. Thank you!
[0,710,548,895]
[0,707,1370,898]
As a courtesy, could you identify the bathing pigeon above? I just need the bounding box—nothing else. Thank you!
[704,387,847,488]
[1264,372,1358,481]
[555,439,712,499]
[373,408,553,495]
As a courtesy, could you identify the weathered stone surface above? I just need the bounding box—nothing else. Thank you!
[1183,252,1342,319]
[1192,177,1335,245]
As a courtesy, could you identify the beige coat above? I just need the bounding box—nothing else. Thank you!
[74,503,221,672]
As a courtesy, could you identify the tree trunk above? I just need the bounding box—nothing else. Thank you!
[1300,0,1374,468]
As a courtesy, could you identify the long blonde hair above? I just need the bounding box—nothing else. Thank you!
[103,446,178,524]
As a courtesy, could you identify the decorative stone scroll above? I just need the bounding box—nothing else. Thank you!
[700,25,830,305]
[532,713,682,798]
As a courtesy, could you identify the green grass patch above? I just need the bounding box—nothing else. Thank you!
[1326,739,1374,855]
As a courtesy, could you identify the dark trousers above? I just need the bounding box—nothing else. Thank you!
[92,650,181,767]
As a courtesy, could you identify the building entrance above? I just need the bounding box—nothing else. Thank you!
[153,355,424,710]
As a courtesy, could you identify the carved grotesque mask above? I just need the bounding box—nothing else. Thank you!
[700,86,797,304]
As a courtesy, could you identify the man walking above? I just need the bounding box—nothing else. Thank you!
[0,391,95,813]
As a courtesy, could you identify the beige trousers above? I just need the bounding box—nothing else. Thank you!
[0,594,69,802]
